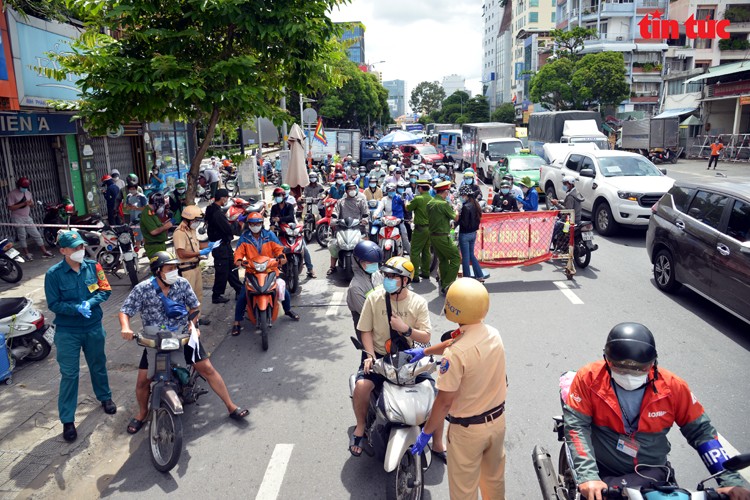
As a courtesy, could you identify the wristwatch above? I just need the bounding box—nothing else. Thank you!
[404,327,413,337]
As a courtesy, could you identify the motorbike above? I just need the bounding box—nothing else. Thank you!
[349,336,437,500]
[650,149,679,165]
[276,222,305,295]
[0,297,53,370]
[71,222,141,287]
[41,199,101,248]
[377,215,405,262]
[0,239,24,284]
[241,255,282,351]
[135,312,208,472]
[551,217,598,269]
[367,200,381,241]
[333,216,364,281]
[303,196,323,244]
[315,196,339,247]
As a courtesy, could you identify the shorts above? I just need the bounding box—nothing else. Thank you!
[139,344,208,379]
[355,354,386,387]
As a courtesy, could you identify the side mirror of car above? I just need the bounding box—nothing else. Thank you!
[579,169,595,178]
[659,168,667,175]
[740,242,750,255]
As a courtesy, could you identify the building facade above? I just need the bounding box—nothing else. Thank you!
[442,75,472,98]
[483,0,503,111]
[383,80,406,118]
[338,23,366,65]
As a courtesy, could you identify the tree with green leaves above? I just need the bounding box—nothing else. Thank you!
[549,27,598,58]
[491,103,516,123]
[465,95,490,123]
[43,0,350,200]
[409,81,445,116]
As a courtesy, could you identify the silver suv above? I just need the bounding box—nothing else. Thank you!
[646,180,750,324]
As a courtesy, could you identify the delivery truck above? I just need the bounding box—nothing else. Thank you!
[306,129,383,167]
[461,122,522,183]
[528,111,609,161]
[620,117,679,153]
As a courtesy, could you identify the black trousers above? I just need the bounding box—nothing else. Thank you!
[212,243,241,298]
[707,155,719,169]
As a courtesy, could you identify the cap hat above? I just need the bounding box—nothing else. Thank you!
[58,230,85,249]
[434,180,452,192]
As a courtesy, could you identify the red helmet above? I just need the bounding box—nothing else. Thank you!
[335,163,343,170]
[16,177,30,188]
[101,174,113,183]
[272,187,285,197]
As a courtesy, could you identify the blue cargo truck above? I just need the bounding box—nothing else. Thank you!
[306,129,383,168]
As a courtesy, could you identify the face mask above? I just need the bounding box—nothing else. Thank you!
[562,185,569,192]
[129,190,137,196]
[249,224,263,233]
[410,178,417,183]
[500,188,510,195]
[177,189,186,194]
[461,197,469,204]
[383,277,400,294]
[70,248,85,263]
[347,190,357,198]
[163,269,180,285]
[388,191,395,198]
[611,371,648,391]
[275,196,284,204]
[336,179,343,185]
[364,262,379,274]
[20,187,28,193]
[190,221,201,229]
[369,183,377,190]
[419,169,425,174]
[397,188,405,194]
[465,178,474,185]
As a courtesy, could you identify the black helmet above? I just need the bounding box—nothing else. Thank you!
[353,240,383,264]
[149,251,179,275]
[350,160,359,168]
[437,165,448,174]
[344,181,357,190]
[149,191,166,207]
[604,322,657,365]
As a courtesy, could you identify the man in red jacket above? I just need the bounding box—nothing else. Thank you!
[564,323,749,500]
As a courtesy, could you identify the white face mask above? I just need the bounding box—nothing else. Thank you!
[249,224,263,233]
[347,190,357,198]
[70,249,85,263]
[163,270,180,285]
[190,221,201,229]
[611,371,648,391]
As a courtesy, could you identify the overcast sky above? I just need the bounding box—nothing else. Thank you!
[329,0,484,112]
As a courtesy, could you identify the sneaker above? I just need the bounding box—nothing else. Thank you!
[24,254,34,261]
[412,276,420,283]
[212,295,230,304]
[42,250,54,258]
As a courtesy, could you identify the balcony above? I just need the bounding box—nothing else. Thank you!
[706,79,750,99]
[630,95,659,103]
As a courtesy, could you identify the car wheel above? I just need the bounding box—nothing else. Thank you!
[545,185,557,210]
[653,249,681,293]
[594,202,619,236]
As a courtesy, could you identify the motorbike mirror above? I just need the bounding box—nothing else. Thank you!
[724,453,750,472]
[350,336,364,351]
[440,330,454,342]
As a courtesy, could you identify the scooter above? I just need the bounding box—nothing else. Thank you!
[315,196,338,247]
[0,297,54,370]
[367,199,381,241]
[333,216,364,281]
[241,255,282,351]
[41,199,101,248]
[226,197,251,236]
[303,196,322,244]
[276,222,305,295]
[0,239,24,284]
[134,311,207,472]
[377,215,404,262]
[349,337,437,500]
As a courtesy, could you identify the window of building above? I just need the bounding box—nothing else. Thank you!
[551,12,556,22]
[529,11,538,22]
[696,7,714,19]
[530,0,538,6]
[695,39,712,49]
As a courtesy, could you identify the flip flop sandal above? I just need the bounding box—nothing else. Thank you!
[127,418,144,434]
[349,434,365,457]
[326,267,336,276]
[285,310,300,321]
[229,407,249,420]
[231,324,242,336]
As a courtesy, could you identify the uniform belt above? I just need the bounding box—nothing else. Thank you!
[179,261,200,271]
[431,232,450,237]
[446,402,505,427]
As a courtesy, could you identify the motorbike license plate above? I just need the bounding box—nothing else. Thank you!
[6,248,19,259]
[42,326,55,345]
[582,232,594,241]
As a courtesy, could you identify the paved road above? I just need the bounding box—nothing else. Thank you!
[99,198,750,498]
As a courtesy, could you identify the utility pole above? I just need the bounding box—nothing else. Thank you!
[281,87,288,151]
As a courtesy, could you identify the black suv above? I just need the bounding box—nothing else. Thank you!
[646,180,750,324]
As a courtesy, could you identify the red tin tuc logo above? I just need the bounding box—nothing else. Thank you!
[638,10,730,40]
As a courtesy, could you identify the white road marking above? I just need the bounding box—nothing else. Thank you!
[326,291,345,316]
[255,443,295,500]
[718,433,750,483]
[553,281,584,305]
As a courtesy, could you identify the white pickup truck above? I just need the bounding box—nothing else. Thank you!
[539,146,675,235]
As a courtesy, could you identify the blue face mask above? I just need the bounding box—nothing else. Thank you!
[364,262,379,274]
[388,191,395,198]
[410,177,417,183]
[429,189,436,197]
[501,188,510,195]
[562,185,569,192]
[465,178,474,185]
[20,187,28,193]
[275,196,284,203]
[383,277,400,293]
[397,188,405,194]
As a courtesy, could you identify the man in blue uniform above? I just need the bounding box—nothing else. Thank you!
[44,231,116,442]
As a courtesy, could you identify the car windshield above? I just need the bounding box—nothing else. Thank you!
[570,138,610,150]
[598,156,663,177]
[509,156,546,172]
[488,142,521,159]
[418,145,438,155]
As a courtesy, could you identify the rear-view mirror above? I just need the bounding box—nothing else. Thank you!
[659,168,667,175]
[350,336,364,351]
[724,453,750,472]
[440,330,454,342]
[579,169,595,178]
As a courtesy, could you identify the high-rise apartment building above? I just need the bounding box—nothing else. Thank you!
[483,0,502,111]
[383,80,406,118]
[442,75,472,98]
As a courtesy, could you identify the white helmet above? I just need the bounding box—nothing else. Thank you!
[411,153,423,166]
[562,175,576,185]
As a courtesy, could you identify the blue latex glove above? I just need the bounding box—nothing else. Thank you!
[410,431,433,456]
[405,347,425,364]
[200,241,220,256]
[77,301,92,318]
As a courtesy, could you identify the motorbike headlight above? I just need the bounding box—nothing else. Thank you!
[254,261,269,272]
[617,191,640,202]
[160,338,181,351]
[118,232,132,244]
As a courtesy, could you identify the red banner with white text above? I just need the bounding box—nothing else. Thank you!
[475,211,559,267]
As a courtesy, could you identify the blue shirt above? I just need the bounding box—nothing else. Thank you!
[391,194,406,219]
[329,183,346,200]
[355,175,370,189]
[517,189,539,211]
[120,277,200,332]
[45,259,112,329]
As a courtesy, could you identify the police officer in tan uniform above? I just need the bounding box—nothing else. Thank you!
[409,277,507,499]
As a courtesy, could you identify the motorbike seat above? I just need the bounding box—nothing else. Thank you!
[81,232,100,245]
[0,298,28,318]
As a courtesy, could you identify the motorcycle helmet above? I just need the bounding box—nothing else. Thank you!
[16,177,30,189]
[368,174,378,183]
[389,165,397,173]
[389,158,398,165]
[246,212,264,224]
[354,240,383,265]
[273,187,286,197]
[444,278,489,325]
[335,163,344,171]
[350,160,359,169]
[358,166,367,174]
[149,191,166,208]
[335,173,344,180]
[411,153,422,165]
[101,174,113,185]
[175,179,187,193]
[396,179,409,188]
[344,181,357,191]
[604,323,657,369]
[380,160,389,168]
[380,256,415,281]
[502,174,514,183]
[281,183,291,194]
[181,205,203,221]
[499,180,511,189]
[126,175,139,188]
[149,251,179,276]
[463,169,475,179]
[437,165,448,175]
[459,185,474,197]
[562,175,576,185]
[385,183,396,193]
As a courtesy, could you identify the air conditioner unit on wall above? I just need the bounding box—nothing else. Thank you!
[651,90,658,96]
[616,36,624,41]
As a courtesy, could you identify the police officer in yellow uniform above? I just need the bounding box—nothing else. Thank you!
[409,278,507,499]
[44,231,116,442]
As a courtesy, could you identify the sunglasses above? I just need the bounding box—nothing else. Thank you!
[608,360,653,375]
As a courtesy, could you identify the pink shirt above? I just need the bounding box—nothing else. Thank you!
[7,188,32,218]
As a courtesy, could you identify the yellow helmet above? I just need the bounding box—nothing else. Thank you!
[181,205,203,221]
[380,256,415,280]
[444,278,489,325]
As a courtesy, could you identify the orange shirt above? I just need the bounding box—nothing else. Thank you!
[710,143,724,156]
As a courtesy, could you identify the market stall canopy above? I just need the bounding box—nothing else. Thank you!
[377,130,422,147]
[680,115,703,126]
[652,108,698,119]
[685,61,750,84]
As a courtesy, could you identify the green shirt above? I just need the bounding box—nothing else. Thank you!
[140,208,167,246]
[406,192,432,226]
[44,259,112,329]
[427,195,456,234]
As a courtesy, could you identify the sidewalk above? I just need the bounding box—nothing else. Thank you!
[0,248,235,499]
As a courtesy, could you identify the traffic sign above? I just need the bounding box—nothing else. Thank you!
[303,108,318,125]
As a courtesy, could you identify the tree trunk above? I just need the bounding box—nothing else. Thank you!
[186,107,221,206]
